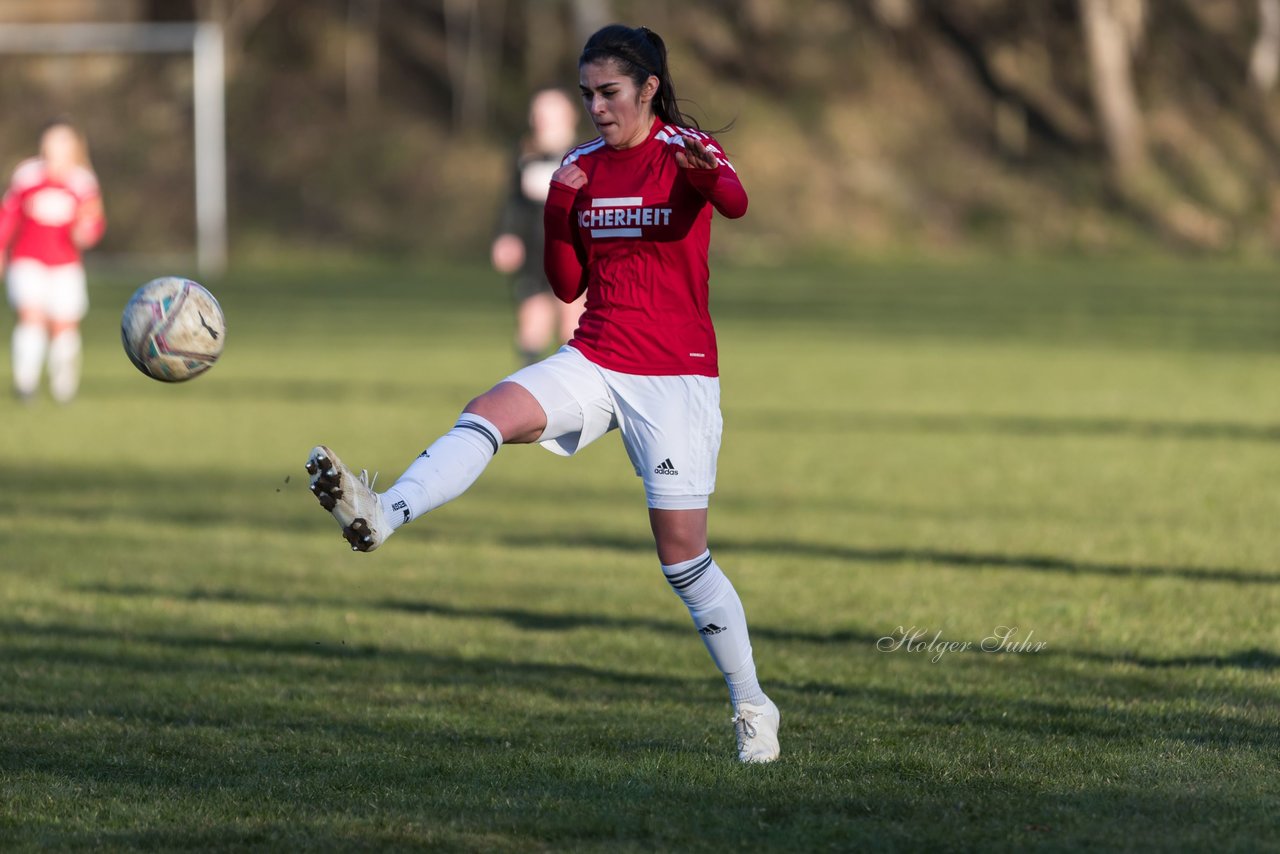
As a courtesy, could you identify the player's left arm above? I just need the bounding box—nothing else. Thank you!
[73,195,106,249]
[676,135,748,219]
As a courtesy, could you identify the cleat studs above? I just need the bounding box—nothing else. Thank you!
[305,460,318,474]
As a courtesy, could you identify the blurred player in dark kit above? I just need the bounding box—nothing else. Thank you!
[491,88,587,365]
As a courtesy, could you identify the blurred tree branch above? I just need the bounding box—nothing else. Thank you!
[195,0,276,78]
[1250,0,1280,91]
[346,0,379,120]
[1079,0,1148,183]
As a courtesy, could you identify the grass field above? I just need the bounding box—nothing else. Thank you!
[3,255,1279,851]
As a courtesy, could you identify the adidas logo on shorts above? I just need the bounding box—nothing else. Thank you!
[653,458,679,475]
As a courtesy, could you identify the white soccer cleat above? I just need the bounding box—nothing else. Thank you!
[305,445,391,552]
[732,698,781,764]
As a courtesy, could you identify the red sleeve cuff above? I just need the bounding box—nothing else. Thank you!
[682,167,721,192]
[546,180,580,212]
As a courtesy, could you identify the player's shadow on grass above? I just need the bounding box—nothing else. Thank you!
[727,408,1280,443]
[494,532,1280,585]
[0,618,704,701]
[846,680,1280,750]
[83,375,429,403]
[4,463,640,534]
[1054,647,1280,670]
[7,618,1279,754]
[72,583,1280,677]
[73,583,877,646]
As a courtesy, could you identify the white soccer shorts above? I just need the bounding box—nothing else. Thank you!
[6,259,88,322]
[505,345,722,510]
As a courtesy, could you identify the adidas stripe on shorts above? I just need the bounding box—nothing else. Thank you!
[505,345,722,510]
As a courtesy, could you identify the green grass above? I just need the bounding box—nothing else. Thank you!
[2,255,1279,851]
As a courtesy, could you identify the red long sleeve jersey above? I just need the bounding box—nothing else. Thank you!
[543,120,747,377]
[0,158,104,266]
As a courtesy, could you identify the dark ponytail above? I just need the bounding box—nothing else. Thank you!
[579,24,722,133]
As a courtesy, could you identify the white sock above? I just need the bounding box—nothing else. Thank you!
[379,412,503,529]
[12,322,47,396]
[662,550,768,709]
[47,329,81,403]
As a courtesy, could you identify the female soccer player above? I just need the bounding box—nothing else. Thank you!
[0,119,106,403]
[491,88,588,365]
[307,24,780,763]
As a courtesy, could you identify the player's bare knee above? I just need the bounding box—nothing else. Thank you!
[655,537,706,566]
[649,508,710,565]
[463,382,547,445]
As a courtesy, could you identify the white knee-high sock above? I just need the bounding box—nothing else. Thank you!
[12,322,47,396]
[47,329,82,403]
[662,550,768,708]
[379,412,503,529]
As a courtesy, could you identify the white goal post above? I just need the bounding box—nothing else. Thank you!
[0,22,227,275]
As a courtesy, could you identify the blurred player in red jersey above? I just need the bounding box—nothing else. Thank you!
[306,25,780,763]
[491,88,588,365]
[0,119,105,403]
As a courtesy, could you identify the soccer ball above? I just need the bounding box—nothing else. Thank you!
[121,277,226,382]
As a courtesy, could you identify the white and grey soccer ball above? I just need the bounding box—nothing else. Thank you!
[121,276,226,382]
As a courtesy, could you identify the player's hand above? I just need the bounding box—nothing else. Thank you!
[491,234,525,273]
[675,137,718,170]
[72,220,94,248]
[550,163,588,190]
[72,199,105,249]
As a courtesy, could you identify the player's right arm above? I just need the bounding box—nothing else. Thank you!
[543,163,588,303]
[0,181,21,274]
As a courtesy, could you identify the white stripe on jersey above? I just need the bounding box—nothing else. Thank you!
[562,137,606,166]
[563,126,738,173]
[9,158,100,195]
[11,158,44,190]
[591,227,643,238]
[592,196,643,207]
[663,126,738,173]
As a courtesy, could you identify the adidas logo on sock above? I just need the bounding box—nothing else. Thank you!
[698,623,726,635]
[653,458,679,475]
